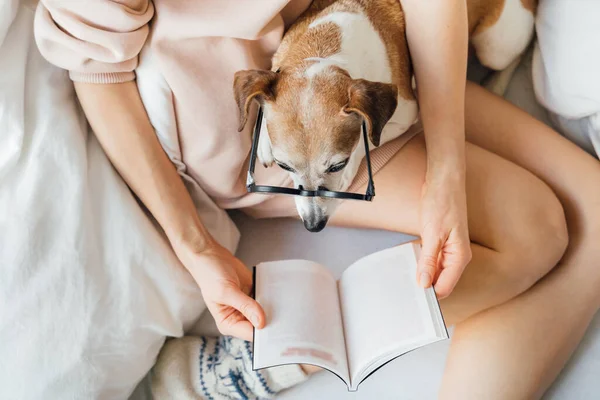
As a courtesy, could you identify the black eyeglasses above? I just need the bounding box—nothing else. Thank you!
[246,107,375,201]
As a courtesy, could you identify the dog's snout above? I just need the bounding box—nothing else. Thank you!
[303,217,329,233]
[297,185,330,192]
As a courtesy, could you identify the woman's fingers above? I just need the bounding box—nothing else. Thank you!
[238,268,254,296]
[417,235,442,288]
[212,286,264,342]
[220,318,255,342]
[434,240,472,298]
[237,262,254,288]
[224,286,266,329]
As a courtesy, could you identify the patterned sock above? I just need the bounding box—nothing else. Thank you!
[151,336,308,399]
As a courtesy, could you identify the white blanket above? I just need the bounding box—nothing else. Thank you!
[0,2,238,399]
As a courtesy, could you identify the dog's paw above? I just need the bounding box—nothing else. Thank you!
[482,56,522,97]
[259,158,274,168]
[258,149,274,168]
[257,123,274,168]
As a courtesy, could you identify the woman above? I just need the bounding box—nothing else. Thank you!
[35,0,600,399]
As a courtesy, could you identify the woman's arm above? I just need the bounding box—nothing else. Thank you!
[75,82,211,251]
[75,82,265,341]
[400,0,472,297]
[403,0,468,174]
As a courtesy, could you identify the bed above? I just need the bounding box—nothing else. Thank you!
[1,1,598,399]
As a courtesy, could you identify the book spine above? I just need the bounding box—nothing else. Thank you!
[251,265,256,370]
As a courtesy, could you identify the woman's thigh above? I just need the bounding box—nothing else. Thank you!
[462,82,600,245]
[331,133,566,260]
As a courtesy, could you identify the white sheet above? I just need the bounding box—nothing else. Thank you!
[0,3,238,399]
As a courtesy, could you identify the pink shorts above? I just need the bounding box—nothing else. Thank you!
[242,123,423,219]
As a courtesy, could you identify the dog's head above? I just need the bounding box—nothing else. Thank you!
[234,65,398,232]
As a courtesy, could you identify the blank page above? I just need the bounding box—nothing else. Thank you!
[338,244,438,383]
[254,260,349,383]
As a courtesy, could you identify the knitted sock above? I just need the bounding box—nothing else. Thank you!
[151,336,308,399]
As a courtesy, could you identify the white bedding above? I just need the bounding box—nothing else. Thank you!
[0,3,237,399]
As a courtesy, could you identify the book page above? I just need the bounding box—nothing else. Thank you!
[338,243,440,384]
[253,260,349,384]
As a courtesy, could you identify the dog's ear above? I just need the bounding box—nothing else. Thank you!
[344,79,398,147]
[233,70,278,132]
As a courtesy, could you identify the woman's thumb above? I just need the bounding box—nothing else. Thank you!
[227,287,266,329]
[417,237,442,288]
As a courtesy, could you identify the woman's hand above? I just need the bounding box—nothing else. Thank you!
[418,172,471,298]
[179,242,265,342]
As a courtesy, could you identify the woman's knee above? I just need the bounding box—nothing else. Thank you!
[521,194,568,281]
[497,180,568,293]
[572,202,600,288]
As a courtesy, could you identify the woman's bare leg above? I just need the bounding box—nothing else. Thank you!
[332,133,567,325]
[436,83,600,399]
[331,81,600,399]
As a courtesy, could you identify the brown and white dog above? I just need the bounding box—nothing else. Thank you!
[234,0,536,232]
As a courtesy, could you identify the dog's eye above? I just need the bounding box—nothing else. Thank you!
[276,161,295,173]
[326,159,349,174]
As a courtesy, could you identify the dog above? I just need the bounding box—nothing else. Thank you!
[234,0,536,232]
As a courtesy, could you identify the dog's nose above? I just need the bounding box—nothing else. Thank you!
[303,217,328,233]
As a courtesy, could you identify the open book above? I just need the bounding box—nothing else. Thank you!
[252,243,448,391]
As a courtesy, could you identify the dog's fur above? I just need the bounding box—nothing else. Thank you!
[234,0,537,232]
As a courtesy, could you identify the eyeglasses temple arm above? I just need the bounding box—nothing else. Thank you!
[362,121,375,198]
[247,106,264,186]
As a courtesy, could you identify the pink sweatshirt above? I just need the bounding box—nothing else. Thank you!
[34,0,312,209]
[35,0,414,213]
